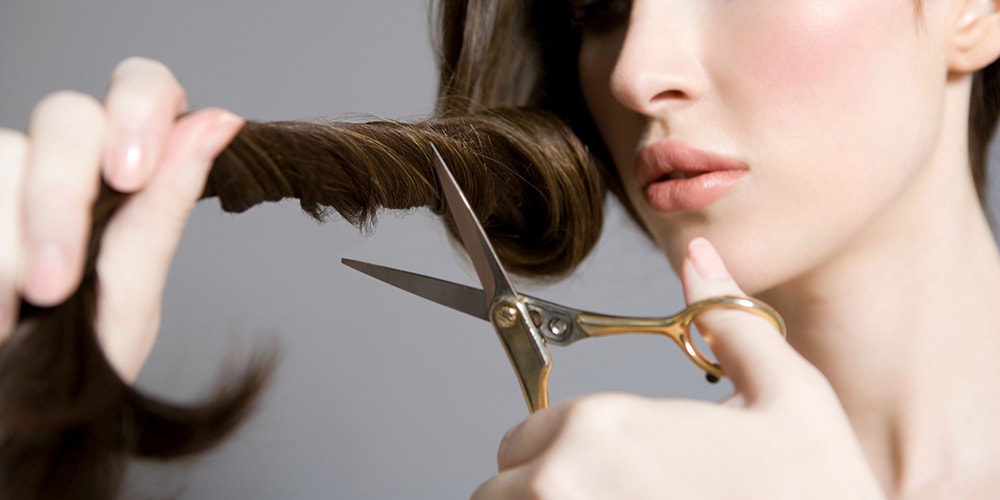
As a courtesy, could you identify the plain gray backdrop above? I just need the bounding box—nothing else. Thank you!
[2,1,998,499]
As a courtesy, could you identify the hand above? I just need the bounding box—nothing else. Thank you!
[0,57,244,381]
[471,237,885,499]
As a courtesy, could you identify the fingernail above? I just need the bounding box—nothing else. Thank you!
[199,111,244,158]
[112,136,148,189]
[688,237,730,280]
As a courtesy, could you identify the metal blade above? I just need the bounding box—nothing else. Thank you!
[429,142,517,303]
[342,258,489,321]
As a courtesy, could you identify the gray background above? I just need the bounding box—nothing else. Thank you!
[1,1,996,499]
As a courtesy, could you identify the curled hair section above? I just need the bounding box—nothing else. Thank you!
[3,106,605,499]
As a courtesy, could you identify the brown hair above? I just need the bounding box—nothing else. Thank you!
[3,109,604,498]
[438,0,1000,207]
[970,66,999,201]
[4,0,998,498]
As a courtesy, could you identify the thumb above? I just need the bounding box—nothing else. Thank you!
[681,237,797,404]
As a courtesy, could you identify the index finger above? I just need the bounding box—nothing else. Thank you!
[102,57,188,192]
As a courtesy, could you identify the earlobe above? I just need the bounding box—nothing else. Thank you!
[950,0,1000,73]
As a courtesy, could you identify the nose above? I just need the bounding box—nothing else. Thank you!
[609,1,708,115]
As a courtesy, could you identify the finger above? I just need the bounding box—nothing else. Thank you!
[473,462,589,500]
[0,129,27,339]
[471,467,534,500]
[495,403,571,471]
[681,237,802,403]
[96,108,243,381]
[496,393,639,473]
[22,91,108,306]
[103,57,188,192]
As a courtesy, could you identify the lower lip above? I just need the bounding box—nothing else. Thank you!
[643,170,747,213]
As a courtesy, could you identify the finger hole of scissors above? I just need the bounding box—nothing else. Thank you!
[681,316,723,382]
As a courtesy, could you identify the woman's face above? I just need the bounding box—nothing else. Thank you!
[577,0,962,293]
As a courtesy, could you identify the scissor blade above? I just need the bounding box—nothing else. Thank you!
[429,143,517,303]
[342,258,490,321]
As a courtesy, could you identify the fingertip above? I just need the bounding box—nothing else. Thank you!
[156,108,243,183]
[682,237,745,303]
[687,237,732,281]
[196,109,245,160]
[470,467,529,500]
[31,90,104,124]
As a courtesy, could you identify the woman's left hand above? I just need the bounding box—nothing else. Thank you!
[471,238,885,499]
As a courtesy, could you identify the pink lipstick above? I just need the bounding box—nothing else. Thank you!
[634,140,748,213]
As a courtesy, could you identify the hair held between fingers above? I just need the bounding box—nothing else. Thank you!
[2,106,606,499]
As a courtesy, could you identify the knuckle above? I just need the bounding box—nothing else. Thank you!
[27,178,93,210]
[496,427,519,470]
[524,462,572,500]
[22,182,95,225]
[111,56,173,82]
[23,169,98,222]
[107,58,185,117]
[32,90,104,127]
[562,393,632,430]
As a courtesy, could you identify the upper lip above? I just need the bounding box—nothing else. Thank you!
[634,140,748,188]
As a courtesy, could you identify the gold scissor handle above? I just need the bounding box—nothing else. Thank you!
[575,295,786,382]
[490,297,553,413]
[489,295,785,413]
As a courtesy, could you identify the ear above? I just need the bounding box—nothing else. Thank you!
[950,0,1000,73]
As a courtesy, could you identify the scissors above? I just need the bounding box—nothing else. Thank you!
[342,143,786,413]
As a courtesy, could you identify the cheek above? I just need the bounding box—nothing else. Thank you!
[718,1,936,201]
[719,0,926,130]
[725,4,884,90]
[718,1,917,132]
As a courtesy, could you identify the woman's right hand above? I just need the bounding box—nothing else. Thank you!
[0,57,244,381]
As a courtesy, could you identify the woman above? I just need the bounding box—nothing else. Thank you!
[452,1,1000,496]
[3,0,999,498]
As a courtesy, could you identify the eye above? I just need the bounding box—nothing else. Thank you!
[568,0,631,33]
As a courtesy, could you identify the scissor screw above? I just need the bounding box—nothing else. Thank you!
[495,305,519,327]
[548,318,568,337]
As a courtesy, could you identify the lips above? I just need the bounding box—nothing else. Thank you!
[634,140,748,213]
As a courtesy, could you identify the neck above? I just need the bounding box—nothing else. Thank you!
[758,165,1000,497]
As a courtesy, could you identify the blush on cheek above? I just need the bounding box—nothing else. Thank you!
[720,1,901,101]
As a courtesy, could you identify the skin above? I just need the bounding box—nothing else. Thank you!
[582,0,950,294]
[475,0,1000,498]
[0,58,244,381]
[3,0,1000,498]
